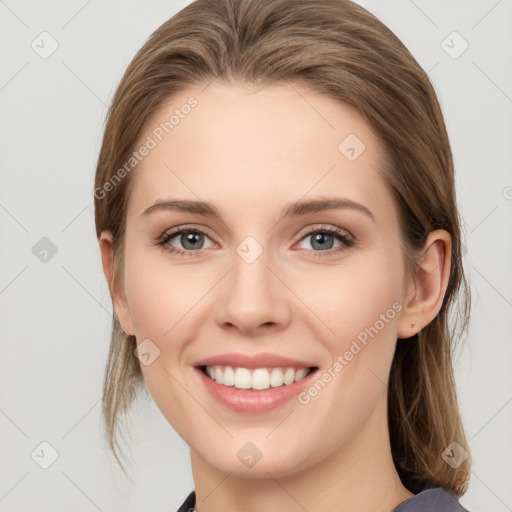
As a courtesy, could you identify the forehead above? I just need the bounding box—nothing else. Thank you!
[127,81,395,225]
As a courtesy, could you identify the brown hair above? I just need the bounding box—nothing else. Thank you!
[94,0,472,495]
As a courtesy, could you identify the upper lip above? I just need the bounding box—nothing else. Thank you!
[193,352,318,369]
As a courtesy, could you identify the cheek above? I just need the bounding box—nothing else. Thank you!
[294,267,402,426]
[123,246,206,341]
[293,253,403,343]
[293,253,404,412]
[123,248,206,423]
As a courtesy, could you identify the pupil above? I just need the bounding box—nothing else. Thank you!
[182,232,202,249]
[312,232,333,250]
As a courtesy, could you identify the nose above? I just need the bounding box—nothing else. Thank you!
[214,246,292,335]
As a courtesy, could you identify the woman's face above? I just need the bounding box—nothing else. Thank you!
[111,81,414,477]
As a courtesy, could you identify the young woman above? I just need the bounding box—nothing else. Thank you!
[94,0,473,510]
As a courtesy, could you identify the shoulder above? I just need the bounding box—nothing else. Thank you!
[176,490,195,512]
[176,488,473,512]
[393,487,472,512]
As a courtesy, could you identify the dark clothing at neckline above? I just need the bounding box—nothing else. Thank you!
[176,486,471,511]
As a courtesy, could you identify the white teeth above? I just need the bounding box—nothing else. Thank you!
[270,368,284,387]
[235,368,252,389]
[222,366,235,386]
[204,365,312,390]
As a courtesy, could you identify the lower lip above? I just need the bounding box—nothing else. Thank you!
[195,366,318,413]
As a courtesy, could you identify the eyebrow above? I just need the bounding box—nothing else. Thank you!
[140,197,375,223]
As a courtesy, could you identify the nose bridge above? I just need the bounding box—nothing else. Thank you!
[231,236,277,306]
[215,234,290,331]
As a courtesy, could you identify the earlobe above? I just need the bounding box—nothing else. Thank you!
[98,230,135,336]
[397,230,452,339]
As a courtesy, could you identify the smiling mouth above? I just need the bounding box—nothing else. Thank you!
[197,365,319,391]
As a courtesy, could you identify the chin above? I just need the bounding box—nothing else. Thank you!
[195,438,317,479]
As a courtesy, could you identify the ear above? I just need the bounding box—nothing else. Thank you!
[99,230,135,336]
[397,229,452,339]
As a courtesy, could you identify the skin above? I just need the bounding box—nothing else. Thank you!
[99,81,452,512]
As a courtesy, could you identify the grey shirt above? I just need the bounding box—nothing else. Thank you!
[176,487,471,511]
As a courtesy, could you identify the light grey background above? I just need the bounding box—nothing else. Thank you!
[0,0,511,510]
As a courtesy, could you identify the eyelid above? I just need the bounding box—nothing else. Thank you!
[157,223,353,243]
[158,223,216,239]
[156,224,218,248]
[156,222,355,256]
[295,223,353,241]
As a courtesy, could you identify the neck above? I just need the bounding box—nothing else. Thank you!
[189,397,414,512]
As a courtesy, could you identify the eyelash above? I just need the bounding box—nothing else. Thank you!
[155,224,355,258]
